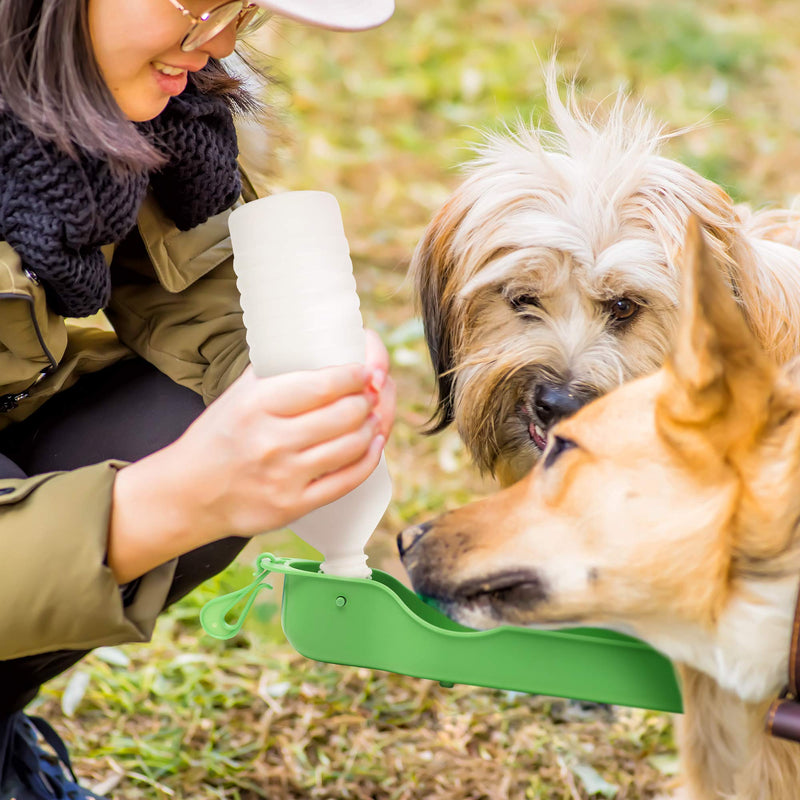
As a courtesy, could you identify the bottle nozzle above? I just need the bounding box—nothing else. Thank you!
[319,553,372,579]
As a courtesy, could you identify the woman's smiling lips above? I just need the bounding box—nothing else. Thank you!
[151,60,190,96]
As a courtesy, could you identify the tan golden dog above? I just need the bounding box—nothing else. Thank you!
[413,73,800,486]
[399,219,800,799]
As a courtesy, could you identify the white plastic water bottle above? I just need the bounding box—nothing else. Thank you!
[228,191,392,579]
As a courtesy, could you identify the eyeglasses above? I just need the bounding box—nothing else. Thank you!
[166,0,261,52]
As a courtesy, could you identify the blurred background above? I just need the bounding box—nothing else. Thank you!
[43,0,800,796]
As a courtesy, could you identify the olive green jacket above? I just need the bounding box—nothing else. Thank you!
[0,185,254,660]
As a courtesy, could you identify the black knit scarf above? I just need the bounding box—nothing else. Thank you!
[0,84,241,317]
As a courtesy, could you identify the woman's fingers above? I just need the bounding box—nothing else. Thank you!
[280,392,378,451]
[363,330,396,439]
[364,328,389,390]
[372,373,396,440]
[302,433,386,510]
[297,412,380,478]
[246,362,372,416]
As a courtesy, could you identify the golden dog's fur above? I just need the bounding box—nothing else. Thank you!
[413,72,800,486]
[399,220,800,799]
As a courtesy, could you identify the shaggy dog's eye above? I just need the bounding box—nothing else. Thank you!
[605,297,639,323]
[508,293,541,311]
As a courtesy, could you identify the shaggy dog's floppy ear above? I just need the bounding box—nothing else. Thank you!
[410,194,471,433]
[656,216,777,453]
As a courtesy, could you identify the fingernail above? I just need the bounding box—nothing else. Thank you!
[370,368,386,393]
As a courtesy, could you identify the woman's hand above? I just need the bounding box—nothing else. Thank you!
[364,328,396,442]
[108,340,395,583]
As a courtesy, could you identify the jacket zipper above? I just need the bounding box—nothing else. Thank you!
[0,390,31,412]
[0,292,59,412]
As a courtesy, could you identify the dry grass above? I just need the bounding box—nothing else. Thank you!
[37,620,677,799]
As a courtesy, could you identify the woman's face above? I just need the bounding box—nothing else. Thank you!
[88,0,239,121]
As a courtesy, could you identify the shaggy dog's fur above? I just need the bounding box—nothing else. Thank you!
[412,73,800,485]
[399,220,800,799]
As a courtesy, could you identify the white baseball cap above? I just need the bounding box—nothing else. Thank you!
[252,0,395,31]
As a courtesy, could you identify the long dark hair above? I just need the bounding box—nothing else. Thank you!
[0,0,256,172]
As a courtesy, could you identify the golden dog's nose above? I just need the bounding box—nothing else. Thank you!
[397,522,432,558]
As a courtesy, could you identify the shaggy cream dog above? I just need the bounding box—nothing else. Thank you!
[412,72,800,485]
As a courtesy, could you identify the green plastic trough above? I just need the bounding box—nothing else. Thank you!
[200,553,683,713]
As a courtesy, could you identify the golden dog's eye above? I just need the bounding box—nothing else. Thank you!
[606,297,639,323]
[508,293,540,311]
[543,435,577,469]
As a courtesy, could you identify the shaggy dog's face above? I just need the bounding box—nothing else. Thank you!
[429,211,682,485]
[412,82,746,486]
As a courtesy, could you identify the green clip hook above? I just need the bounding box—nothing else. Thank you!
[200,563,274,640]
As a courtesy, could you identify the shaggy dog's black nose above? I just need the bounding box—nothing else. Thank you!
[397,522,432,558]
[534,383,585,427]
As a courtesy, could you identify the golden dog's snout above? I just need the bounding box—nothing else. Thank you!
[397,522,432,558]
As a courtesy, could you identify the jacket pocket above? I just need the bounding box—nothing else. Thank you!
[0,473,58,504]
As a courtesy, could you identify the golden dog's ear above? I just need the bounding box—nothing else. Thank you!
[410,194,471,433]
[657,216,776,449]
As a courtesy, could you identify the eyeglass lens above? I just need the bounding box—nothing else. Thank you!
[181,2,258,51]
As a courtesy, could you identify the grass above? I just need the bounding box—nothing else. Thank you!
[35,0,800,796]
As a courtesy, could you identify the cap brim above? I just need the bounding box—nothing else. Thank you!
[252,0,394,31]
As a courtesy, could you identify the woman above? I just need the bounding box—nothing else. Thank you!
[0,1,396,797]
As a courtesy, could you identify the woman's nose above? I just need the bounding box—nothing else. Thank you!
[198,21,238,59]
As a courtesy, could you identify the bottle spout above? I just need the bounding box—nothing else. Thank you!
[320,553,372,579]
